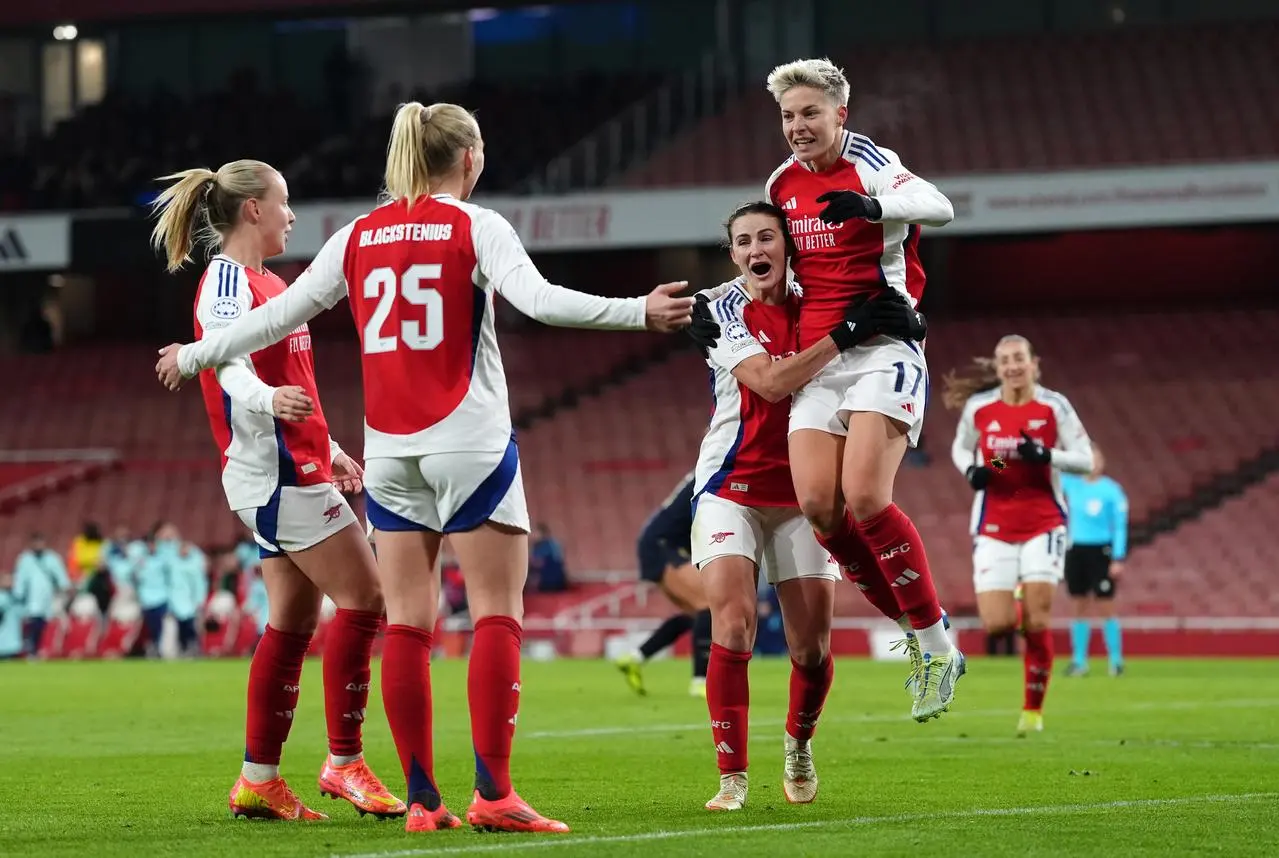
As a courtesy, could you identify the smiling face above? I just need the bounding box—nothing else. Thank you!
[729,210,788,294]
[995,337,1039,397]
[779,85,847,167]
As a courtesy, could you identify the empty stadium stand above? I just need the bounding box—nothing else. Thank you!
[622,23,1279,188]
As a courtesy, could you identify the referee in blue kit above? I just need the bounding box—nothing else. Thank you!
[1060,443,1129,676]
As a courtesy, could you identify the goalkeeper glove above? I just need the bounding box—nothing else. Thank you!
[816,190,883,224]
[685,293,721,358]
[829,291,928,351]
[1017,431,1052,464]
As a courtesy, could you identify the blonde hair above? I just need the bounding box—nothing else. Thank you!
[383,101,481,204]
[149,159,275,273]
[766,57,850,107]
[942,335,1038,410]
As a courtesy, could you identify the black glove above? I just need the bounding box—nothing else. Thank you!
[829,291,928,351]
[966,465,991,491]
[816,190,883,225]
[685,293,721,358]
[1017,430,1052,464]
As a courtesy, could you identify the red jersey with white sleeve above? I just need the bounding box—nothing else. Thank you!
[951,386,1094,544]
[765,130,953,349]
[177,194,648,460]
[193,255,334,510]
[695,277,801,508]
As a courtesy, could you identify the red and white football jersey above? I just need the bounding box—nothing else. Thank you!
[951,386,1094,544]
[695,277,801,508]
[765,130,952,349]
[178,194,648,460]
[194,255,333,510]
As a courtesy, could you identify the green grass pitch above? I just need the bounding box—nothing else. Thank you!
[2,656,1276,857]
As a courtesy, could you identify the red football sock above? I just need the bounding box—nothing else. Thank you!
[786,656,834,743]
[468,615,523,801]
[323,608,381,758]
[1023,628,1054,711]
[857,504,944,630]
[707,644,751,774]
[817,513,905,622]
[382,624,441,809]
[244,625,311,766]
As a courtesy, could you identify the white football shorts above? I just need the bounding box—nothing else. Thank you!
[972,526,1068,593]
[691,493,839,585]
[235,483,357,559]
[789,335,927,447]
[363,436,529,535]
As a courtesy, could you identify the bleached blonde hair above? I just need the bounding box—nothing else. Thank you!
[383,101,481,205]
[765,57,850,107]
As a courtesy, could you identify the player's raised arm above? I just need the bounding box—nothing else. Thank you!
[473,209,692,332]
[169,223,353,380]
[857,141,953,227]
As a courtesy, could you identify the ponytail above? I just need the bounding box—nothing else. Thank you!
[149,168,217,273]
[382,101,480,204]
[149,159,275,273]
[941,358,1000,410]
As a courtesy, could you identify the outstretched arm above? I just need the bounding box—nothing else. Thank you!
[475,209,689,331]
[169,223,355,379]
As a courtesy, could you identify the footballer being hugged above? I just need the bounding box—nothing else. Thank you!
[944,336,1094,737]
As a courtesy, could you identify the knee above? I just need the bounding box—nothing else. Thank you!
[797,493,842,536]
[713,602,756,652]
[981,612,1017,637]
[1022,612,1051,633]
[843,487,889,523]
[788,635,830,669]
[272,604,320,637]
[332,575,385,614]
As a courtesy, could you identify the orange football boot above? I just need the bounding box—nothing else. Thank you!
[404,801,462,833]
[229,774,329,821]
[466,790,570,833]
[317,756,407,818]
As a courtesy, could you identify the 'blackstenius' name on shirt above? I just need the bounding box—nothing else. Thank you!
[359,222,454,246]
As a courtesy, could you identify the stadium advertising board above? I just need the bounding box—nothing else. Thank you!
[0,215,71,271]
[282,160,1279,259]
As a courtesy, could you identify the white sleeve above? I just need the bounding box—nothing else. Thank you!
[705,292,766,372]
[695,277,741,303]
[329,436,344,461]
[862,144,954,227]
[1051,396,1095,474]
[474,208,647,330]
[951,398,982,474]
[177,222,354,376]
[215,361,276,415]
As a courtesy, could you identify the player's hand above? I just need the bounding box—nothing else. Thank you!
[829,291,927,351]
[815,190,883,224]
[1110,561,1125,579]
[155,343,190,391]
[332,452,364,495]
[965,465,991,491]
[644,281,694,332]
[685,293,721,357]
[271,386,314,422]
[1017,430,1052,464]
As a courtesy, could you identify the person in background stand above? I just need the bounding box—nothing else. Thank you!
[169,538,210,657]
[12,532,71,657]
[0,569,26,660]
